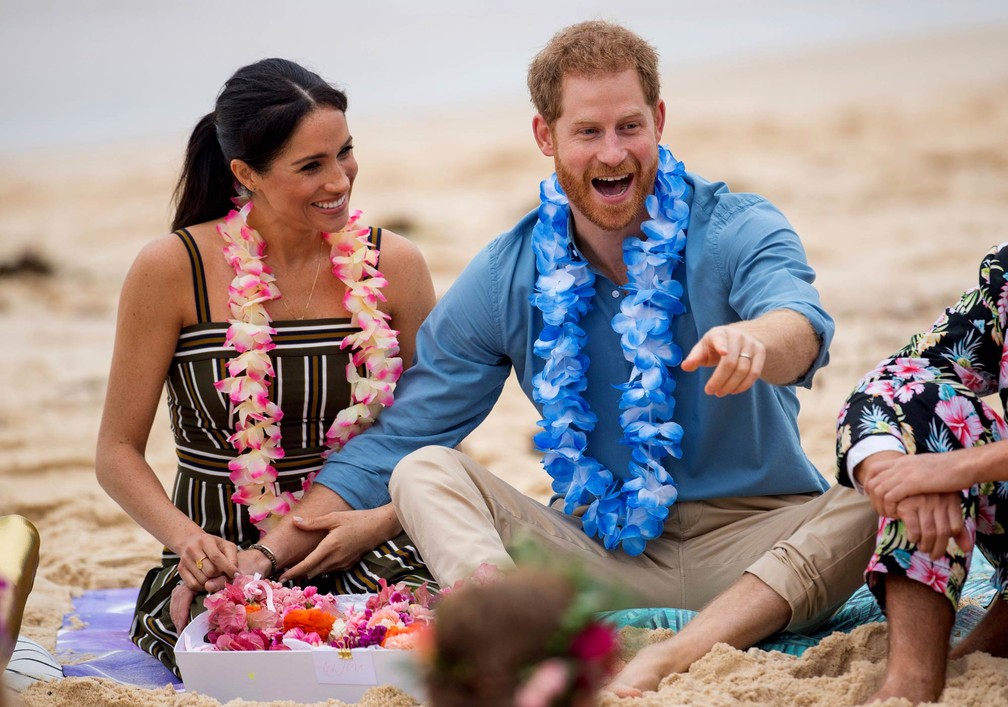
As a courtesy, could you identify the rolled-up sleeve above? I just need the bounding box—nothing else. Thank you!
[717,199,833,388]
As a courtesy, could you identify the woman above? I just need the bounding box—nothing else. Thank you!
[95,58,436,674]
[836,242,1008,703]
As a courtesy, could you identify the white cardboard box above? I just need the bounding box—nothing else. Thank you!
[175,611,425,703]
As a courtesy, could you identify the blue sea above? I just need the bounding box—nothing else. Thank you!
[2,0,1007,156]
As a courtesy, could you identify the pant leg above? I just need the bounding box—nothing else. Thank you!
[389,445,874,619]
[741,485,878,632]
[976,481,1008,599]
[390,446,691,606]
[849,382,1004,613]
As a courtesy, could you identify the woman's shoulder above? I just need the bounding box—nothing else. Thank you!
[126,221,221,295]
[373,228,430,280]
[375,227,425,261]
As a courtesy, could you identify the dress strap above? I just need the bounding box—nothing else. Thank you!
[369,227,382,266]
[174,229,212,324]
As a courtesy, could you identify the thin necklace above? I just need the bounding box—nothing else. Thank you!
[277,238,324,321]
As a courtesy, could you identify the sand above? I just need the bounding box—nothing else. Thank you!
[4,26,1008,706]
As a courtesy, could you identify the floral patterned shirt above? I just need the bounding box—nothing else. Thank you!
[837,243,1008,484]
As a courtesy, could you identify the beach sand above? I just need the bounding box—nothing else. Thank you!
[4,26,1008,706]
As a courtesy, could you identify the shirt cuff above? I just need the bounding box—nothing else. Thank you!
[845,436,907,493]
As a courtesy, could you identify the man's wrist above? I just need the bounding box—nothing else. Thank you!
[853,450,904,487]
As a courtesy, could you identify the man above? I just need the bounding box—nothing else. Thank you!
[237,20,877,693]
[836,242,1008,703]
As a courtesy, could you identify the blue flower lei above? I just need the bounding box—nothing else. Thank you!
[530,145,690,556]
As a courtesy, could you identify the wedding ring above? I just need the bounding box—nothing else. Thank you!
[196,556,207,571]
[739,352,752,359]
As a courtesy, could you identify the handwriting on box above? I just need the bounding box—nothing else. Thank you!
[313,650,378,685]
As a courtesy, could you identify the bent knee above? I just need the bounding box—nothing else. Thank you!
[389,445,460,502]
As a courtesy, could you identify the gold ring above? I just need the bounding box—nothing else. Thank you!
[196,556,207,571]
[739,352,752,359]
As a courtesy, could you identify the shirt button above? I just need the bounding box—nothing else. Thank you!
[612,289,620,298]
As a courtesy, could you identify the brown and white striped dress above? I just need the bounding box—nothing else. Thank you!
[130,228,432,675]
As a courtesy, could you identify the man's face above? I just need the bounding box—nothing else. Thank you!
[536,69,664,235]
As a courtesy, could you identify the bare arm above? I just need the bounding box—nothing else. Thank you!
[377,229,437,370]
[95,236,238,590]
[681,309,819,396]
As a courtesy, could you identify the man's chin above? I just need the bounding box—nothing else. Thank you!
[575,195,645,233]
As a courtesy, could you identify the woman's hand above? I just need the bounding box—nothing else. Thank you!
[279,507,394,581]
[170,582,196,631]
[863,452,971,519]
[176,532,239,592]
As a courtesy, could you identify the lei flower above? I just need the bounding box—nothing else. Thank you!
[215,203,402,535]
[530,145,690,555]
[204,574,435,651]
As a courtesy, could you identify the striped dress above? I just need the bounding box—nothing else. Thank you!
[130,228,433,675]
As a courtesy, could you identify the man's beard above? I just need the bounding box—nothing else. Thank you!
[555,153,657,233]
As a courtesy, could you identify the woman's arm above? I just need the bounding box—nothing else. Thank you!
[376,230,437,370]
[95,235,237,590]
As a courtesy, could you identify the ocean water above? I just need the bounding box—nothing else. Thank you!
[2,0,1008,156]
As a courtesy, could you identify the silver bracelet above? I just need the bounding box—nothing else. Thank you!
[248,542,278,578]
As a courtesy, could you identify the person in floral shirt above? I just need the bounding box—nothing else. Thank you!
[837,243,1008,703]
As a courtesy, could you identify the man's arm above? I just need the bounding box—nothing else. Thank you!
[683,196,831,396]
[681,309,819,396]
[232,241,515,579]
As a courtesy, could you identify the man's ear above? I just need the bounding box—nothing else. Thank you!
[654,99,666,141]
[532,114,555,157]
[230,159,256,193]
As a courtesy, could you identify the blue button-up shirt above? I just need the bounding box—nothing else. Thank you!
[317,172,833,509]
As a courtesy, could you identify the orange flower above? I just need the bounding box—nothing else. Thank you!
[244,603,261,614]
[381,622,427,649]
[283,608,336,640]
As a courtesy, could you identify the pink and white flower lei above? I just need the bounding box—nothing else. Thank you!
[214,202,402,535]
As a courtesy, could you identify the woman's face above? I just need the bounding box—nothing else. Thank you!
[241,107,358,235]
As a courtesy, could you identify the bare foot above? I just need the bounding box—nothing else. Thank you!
[949,596,1008,660]
[863,673,944,705]
[605,642,678,696]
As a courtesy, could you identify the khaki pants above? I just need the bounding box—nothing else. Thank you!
[390,446,877,633]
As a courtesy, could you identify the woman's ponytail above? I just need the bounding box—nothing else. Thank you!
[171,112,233,231]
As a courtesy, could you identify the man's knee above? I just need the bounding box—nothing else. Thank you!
[755,487,878,631]
[390,445,449,500]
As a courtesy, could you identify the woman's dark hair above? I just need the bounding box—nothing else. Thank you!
[171,58,348,230]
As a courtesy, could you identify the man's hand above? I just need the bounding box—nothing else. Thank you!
[856,451,972,560]
[895,492,972,560]
[279,508,390,581]
[681,324,765,396]
[863,452,971,519]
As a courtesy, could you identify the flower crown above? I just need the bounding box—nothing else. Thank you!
[513,614,619,707]
[423,555,624,707]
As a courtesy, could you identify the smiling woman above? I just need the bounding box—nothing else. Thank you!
[93,58,437,676]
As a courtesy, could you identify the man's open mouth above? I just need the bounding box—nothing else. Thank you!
[592,174,632,197]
